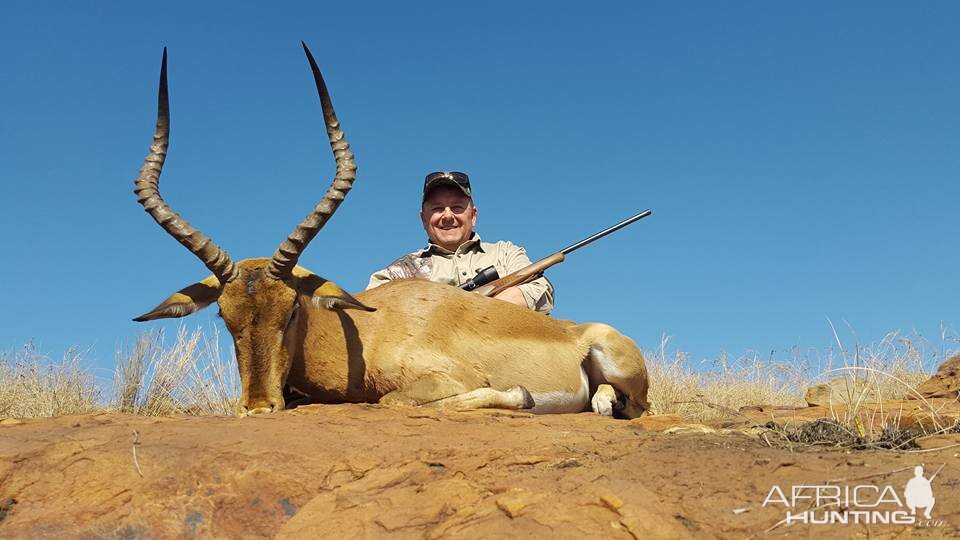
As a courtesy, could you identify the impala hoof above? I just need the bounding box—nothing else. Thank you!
[591,384,617,417]
[239,400,282,417]
[510,386,535,409]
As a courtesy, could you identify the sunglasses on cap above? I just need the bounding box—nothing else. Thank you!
[422,171,472,200]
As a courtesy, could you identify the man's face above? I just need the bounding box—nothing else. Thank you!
[420,187,477,252]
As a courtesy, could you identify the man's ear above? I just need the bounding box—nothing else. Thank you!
[292,267,376,312]
[133,275,222,321]
[420,208,430,231]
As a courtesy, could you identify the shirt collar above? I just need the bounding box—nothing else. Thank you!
[420,232,485,256]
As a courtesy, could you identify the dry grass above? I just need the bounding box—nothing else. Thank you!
[0,325,239,419]
[646,327,954,426]
[0,344,102,418]
[791,326,955,448]
[112,325,240,416]
[814,323,932,401]
[645,336,810,422]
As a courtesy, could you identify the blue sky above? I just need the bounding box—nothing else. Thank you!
[1,2,957,372]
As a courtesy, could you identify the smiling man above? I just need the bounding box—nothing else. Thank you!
[367,171,554,313]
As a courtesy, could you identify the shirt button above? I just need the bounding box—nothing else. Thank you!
[462,271,467,276]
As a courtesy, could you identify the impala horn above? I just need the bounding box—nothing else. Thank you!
[266,42,358,280]
[133,48,238,284]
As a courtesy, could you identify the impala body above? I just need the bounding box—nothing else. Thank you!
[133,44,650,418]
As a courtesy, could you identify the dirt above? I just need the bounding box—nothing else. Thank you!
[1,405,958,539]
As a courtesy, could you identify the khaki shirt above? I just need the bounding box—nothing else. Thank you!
[367,234,555,313]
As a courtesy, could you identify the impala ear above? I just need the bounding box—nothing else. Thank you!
[133,275,223,321]
[293,267,376,312]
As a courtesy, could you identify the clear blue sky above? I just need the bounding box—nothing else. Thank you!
[1,2,957,372]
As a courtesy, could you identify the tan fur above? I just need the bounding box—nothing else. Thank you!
[288,278,588,402]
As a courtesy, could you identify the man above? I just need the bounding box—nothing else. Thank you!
[367,171,554,313]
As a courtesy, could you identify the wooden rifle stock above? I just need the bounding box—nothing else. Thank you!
[473,252,564,298]
[470,209,652,298]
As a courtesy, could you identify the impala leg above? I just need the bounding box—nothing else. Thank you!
[380,377,534,411]
[378,374,470,407]
[589,348,650,419]
[580,323,651,419]
[425,386,535,411]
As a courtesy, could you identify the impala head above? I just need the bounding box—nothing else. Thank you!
[131,44,372,416]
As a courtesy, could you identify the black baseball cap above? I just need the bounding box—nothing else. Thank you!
[422,171,472,202]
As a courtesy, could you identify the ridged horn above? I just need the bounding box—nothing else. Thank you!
[266,42,357,280]
[133,48,238,284]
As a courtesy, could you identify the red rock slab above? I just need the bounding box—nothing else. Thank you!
[736,398,960,433]
[0,404,958,538]
[914,354,960,399]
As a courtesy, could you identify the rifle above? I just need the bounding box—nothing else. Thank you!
[461,209,652,298]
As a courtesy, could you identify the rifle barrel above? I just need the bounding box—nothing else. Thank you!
[559,209,652,256]
[930,463,946,483]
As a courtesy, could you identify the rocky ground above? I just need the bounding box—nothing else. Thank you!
[1,401,959,539]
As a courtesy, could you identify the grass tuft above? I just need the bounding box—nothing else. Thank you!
[112,325,240,416]
[0,325,239,419]
[0,344,101,418]
[645,335,809,422]
[645,329,954,428]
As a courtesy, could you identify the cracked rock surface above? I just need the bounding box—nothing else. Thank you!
[1,404,957,538]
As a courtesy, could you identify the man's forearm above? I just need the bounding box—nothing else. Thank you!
[493,286,528,308]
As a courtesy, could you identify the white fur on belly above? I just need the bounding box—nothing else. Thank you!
[529,368,589,414]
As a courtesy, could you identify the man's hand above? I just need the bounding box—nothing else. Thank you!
[493,286,529,309]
